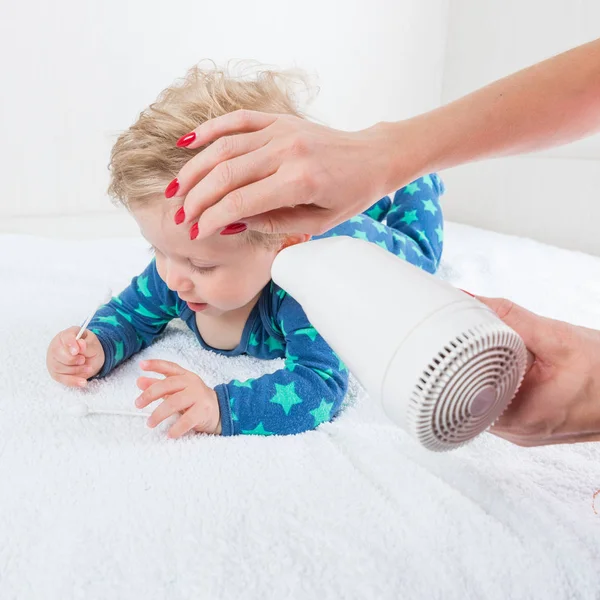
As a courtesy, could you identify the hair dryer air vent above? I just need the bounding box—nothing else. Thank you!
[407,322,526,450]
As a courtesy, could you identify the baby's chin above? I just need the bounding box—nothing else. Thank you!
[196,297,258,317]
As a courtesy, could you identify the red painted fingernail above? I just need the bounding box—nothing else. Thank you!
[220,222,247,236]
[460,288,475,297]
[174,207,185,225]
[176,132,196,147]
[165,178,179,198]
[190,223,199,240]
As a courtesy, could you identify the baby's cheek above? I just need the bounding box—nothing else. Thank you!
[154,257,167,281]
[219,272,265,307]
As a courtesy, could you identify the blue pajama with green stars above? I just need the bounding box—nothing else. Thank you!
[87,173,444,436]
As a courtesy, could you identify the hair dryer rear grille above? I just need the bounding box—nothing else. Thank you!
[407,323,527,451]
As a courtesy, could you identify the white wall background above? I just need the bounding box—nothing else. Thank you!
[1,0,599,254]
[440,0,600,254]
[0,0,449,237]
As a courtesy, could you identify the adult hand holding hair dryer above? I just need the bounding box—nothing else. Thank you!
[271,237,529,451]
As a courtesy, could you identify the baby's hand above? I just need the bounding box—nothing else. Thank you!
[135,359,221,438]
[46,327,106,387]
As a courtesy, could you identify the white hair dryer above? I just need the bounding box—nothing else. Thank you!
[271,236,529,451]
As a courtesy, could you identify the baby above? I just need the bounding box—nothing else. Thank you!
[46,65,445,438]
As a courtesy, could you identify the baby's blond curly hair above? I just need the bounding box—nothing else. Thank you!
[108,62,310,245]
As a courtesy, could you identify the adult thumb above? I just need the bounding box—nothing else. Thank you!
[476,296,556,359]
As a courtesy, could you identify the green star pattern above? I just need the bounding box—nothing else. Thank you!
[276,288,287,300]
[400,210,419,226]
[376,240,389,251]
[160,304,179,317]
[233,378,255,389]
[353,230,369,241]
[334,352,348,372]
[421,174,434,189]
[97,315,121,327]
[285,354,298,373]
[249,332,259,347]
[116,308,133,323]
[416,230,429,243]
[372,221,387,234]
[285,353,299,372]
[313,367,334,381]
[137,276,152,298]
[134,304,161,319]
[242,422,273,436]
[229,397,239,422]
[403,182,420,196]
[114,340,124,363]
[265,336,284,352]
[422,199,438,215]
[435,226,444,243]
[295,326,318,342]
[270,382,303,415]
[366,204,385,221]
[409,242,423,257]
[349,215,364,223]
[310,399,334,427]
[113,296,123,305]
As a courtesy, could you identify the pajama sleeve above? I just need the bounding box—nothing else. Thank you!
[87,259,181,378]
[214,293,349,436]
[317,174,445,274]
[384,174,445,273]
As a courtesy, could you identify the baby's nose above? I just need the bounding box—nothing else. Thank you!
[165,268,192,293]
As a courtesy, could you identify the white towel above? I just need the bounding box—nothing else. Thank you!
[1,222,599,600]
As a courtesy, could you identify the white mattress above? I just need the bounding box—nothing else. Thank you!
[1,222,599,599]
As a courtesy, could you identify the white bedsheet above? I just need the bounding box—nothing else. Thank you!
[1,222,599,600]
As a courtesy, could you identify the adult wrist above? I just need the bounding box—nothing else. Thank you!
[365,117,440,197]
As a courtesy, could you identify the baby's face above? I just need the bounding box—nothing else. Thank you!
[133,202,282,317]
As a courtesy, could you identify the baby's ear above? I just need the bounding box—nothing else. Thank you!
[278,234,311,252]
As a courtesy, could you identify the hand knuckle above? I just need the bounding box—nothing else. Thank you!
[215,161,233,188]
[214,136,233,159]
[235,109,252,128]
[288,134,310,157]
[494,298,515,321]
[225,189,245,215]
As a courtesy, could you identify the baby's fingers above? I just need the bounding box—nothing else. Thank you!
[168,405,205,439]
[58,327,85,360]
[54,343,86,366]
[147,393,194,429]
[136,376,162,392]
[135,375,187,408]
[53,372,88,388]
[50,357,96,379]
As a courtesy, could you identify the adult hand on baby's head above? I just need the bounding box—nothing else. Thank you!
[46,327,105,388]
[170,110,402,239]
[477,296,600,447]
[135,359,221,438]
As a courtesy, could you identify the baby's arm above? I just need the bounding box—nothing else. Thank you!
[215,293,349,436]
[87,259,182,377]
